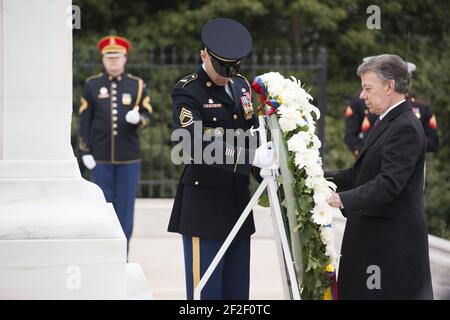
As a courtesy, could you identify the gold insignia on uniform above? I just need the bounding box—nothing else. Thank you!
[78,137,90,152]
[361,115,370,132]
[345,105,353,118]
[429,114,437,129]
[225,147,235,158]
[206,81,212,87]
[179,107,194,127]
[79,97,88,114]
[122,93,132,105]
[142,96,153,113]
[98,87,109,98]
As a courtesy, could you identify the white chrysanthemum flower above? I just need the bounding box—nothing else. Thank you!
[320,225,334,245]
[312,135,322,150]
[311,105,321,120]
[314,182,332,201]
[287,134,307,153]
[305,162,323,178]
[279,115,298,132]
[305,176,322,190]
[261,72,287,97]
[313,192,328,206]
[277,105,307,133]
[295,149,319,169]
[287,131,311,153]
[311,203,333,225]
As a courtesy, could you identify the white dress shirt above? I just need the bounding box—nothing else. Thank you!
[379,98,406,120]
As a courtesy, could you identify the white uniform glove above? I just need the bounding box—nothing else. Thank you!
[125,109,141,124]
[82,154,96,170]
[252,142,276,169]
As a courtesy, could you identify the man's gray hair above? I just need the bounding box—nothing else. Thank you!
[357,54,411,94]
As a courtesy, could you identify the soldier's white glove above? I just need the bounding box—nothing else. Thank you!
[82,154,96,170]
[126,109,140,124]
[252,142,276,169]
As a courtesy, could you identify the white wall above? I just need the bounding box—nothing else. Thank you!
[1,0,73,161]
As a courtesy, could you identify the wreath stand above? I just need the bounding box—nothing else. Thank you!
[194,115,301,300]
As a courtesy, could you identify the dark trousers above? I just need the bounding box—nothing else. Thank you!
[92,162,140,250]
[182,235,250,300]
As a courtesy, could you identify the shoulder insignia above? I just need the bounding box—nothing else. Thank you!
[236,73,251,88]
[345,105,353,118]
[85,73,103,83]
[429,115,438,129]
[236,74,252,99]
[361,115,371,132]
[179,107,194,127]
[79,97,88,114]
[176,73,198,88]
[126,73,143,82]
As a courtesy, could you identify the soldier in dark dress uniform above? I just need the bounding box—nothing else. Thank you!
[78,35,153,252]
[167,18,275,300]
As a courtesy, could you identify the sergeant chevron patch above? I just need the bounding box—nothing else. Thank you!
[180,107,194,127]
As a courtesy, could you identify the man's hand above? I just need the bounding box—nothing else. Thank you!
[252,142,276,169]
[126,109,140,124]
[82,154,96,170]
[328,191,344,209]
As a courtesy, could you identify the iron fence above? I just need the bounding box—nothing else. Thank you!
[72,47,327,197]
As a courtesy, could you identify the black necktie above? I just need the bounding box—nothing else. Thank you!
[374,117,381,128]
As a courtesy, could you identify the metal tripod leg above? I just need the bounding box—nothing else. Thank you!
[193,173,300,300]
[267,176,301,300]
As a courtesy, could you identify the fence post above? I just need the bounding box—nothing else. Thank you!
[317,47,327,159]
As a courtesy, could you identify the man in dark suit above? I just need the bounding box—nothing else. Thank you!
[344,61,439,158]
[327,54,433,299]
[167,18,274,300]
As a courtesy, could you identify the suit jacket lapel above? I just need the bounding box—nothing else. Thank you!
[356,100,412,163]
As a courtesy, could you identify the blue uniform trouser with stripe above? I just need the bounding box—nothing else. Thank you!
[92,162,140,251]
[182,235,250,300]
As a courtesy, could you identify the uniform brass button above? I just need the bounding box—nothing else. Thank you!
[206,81,212,87]
[112,116,118,121]
[112,96,117,101]
[112,90,117,95]
[233,114,238,120]
[113,103,118,108]
[112,109,118,115]
[113,130,118,135]
[194,181,199,186]
[112,83,117,89]
[213,117,217,121]
[113,124,118,128]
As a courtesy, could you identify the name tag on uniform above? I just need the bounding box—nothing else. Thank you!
[203,103,222,108]
[122,93,132,105]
